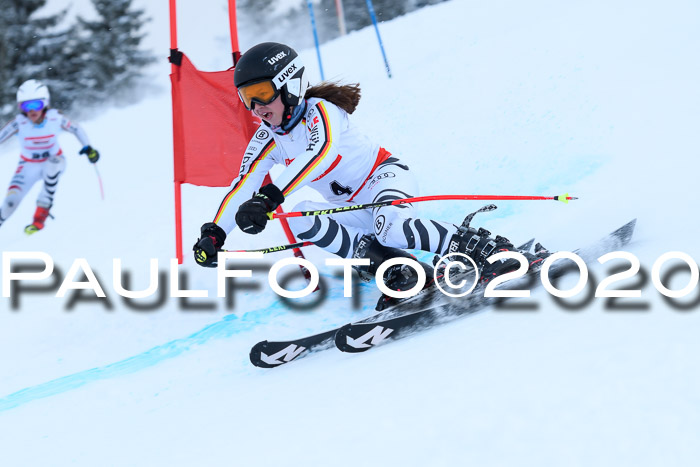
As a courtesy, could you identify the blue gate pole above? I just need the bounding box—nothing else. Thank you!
[365,0,392,78]
[307,0,325,80]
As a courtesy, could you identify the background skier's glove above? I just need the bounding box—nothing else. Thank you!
[193,222,227,267]
[79,145,100,163]
[235,184,284,235]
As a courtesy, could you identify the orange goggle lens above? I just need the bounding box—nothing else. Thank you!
[238,80,279,110]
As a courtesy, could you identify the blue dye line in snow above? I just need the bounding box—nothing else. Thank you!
[0,306,284,413]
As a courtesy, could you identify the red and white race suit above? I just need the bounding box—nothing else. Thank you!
[0,109,90,226]
[212,98,459,258]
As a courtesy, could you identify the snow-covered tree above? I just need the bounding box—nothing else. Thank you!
[0,0,72,121]
[75,0,155,108]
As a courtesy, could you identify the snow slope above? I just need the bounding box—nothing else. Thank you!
[1,0,699,466]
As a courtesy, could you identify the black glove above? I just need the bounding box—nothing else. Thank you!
[235,184,285,235]
[193,222,227,267]
[79,145,100,163]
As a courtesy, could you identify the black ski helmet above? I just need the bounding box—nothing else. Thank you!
[234,42,309,111]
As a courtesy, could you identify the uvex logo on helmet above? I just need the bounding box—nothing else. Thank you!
[275,63,298,86]
[267,51,287,65]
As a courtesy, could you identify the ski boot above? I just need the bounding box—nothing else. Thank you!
[529,242,552,271]
[438,204,551,284]
[352,234,435,311]
[444,225,518,282]
[24,206,50,235]
[445,221,551,284]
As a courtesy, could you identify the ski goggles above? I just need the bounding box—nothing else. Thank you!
[237,80,279,110]
[19,99,46,112]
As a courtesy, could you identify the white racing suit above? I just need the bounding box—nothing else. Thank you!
[213,98,460,258]
[0,109,90,227]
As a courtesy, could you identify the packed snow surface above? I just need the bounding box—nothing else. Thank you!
[1,0,699,466]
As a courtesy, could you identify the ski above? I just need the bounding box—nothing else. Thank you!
[249,329,338,368]
[519,237,535,253]
[24,225,41,235]
[249,238,537,368]
[249,304,418,368]
[249,221,634,367]
[335,219,637,353]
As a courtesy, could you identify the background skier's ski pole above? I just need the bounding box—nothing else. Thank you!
[269,193,577,220]
[93,164,104,200]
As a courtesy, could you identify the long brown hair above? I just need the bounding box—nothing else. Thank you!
[305,82,361,114]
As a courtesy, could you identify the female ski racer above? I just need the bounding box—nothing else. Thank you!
[193,42,542,295]
[0,79,100,234]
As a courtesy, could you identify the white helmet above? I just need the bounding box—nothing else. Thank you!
[16,79,51,108]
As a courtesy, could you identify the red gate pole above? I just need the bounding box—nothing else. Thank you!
[169,0,184,264]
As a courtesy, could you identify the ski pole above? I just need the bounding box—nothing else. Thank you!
[268,193,577,220]
[93,164,105,200]
[222,241,318,292]
[222,241,315,255]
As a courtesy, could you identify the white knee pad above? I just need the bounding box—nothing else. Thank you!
[44,155,66,178]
